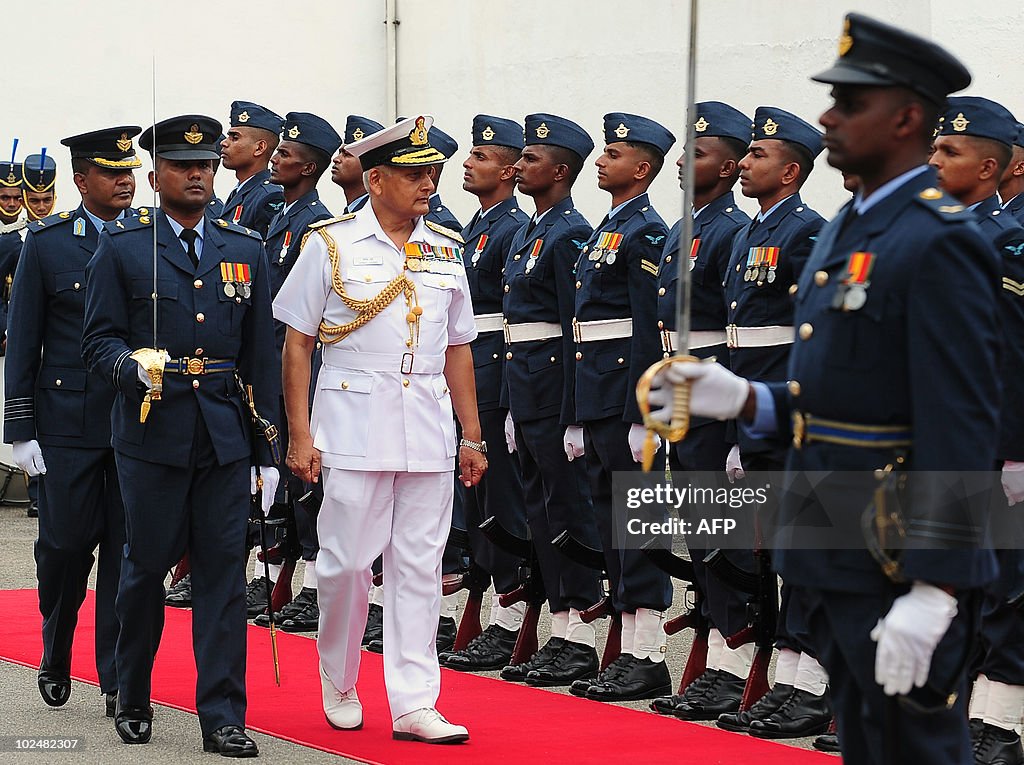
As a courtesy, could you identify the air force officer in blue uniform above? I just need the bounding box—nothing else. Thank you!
[4,126,141,716]
[83,115,280,757]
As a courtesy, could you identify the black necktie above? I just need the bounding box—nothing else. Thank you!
[180,229,200,269]
[525,217,538,238]
[467,210,481,232]
[223,185,239,209]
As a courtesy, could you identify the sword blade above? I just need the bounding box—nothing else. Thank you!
[674,0,699,355]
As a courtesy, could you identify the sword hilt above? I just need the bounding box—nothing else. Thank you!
[636,355,697,471]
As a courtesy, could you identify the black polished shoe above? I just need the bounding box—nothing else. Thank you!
[570,653,633,697]
[651,669,720,715]
[114,704,153,745]
[672,668,745,721]
[526,641,599,687]
[202,725,259,758]
[37,665,71,707]
[27,502,38,518]
[244,577,271,618]
[442,624,518,671]
[973,721,1024,765]
[436,616,457,654]
[280,588,320,633]
[362,603,383,649]
[165,574,193,608]
[500,637,565,682]
[253,589,300,628]
[813,732,841,753]
[587,657,673,702]
[748,688,832,739]
[717,682,794,732]
[104,691,118,718]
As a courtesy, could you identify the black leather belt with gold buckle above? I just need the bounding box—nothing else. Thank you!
[166,357,235,375]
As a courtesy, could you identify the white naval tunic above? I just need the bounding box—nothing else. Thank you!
[273,209,477,471]
[272,205,477,721]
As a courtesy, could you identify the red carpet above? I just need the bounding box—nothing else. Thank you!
[1,589,834,764]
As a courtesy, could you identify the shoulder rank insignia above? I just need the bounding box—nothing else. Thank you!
[645,234,666,246]
[425,220,465,244]
[1003,277,1024,296]
[59,211,71,219]
[308,213,356,230]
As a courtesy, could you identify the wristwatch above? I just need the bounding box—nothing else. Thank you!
[459,438,487,454]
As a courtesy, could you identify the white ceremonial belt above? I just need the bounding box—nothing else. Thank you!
[661,330,729,354]
[323,348,446,374]
[474,313,504,333]
[572,318,633,343]
[725,325,794,349]
[503,321,562,344]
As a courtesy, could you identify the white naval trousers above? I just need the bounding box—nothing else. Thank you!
[316,467,453,720]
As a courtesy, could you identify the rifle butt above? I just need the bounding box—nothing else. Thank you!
[678,624,709,693]
[737,647,772,712]
[580,595,612,624]
[509,602,541,665]
[452,590,484,652]
[169,552,191,587]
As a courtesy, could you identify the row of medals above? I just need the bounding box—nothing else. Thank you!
[744,265,777,284]
[224,281,251,300]
[587,248,617,265]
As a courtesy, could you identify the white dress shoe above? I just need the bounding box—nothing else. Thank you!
[392,707,469,744]
[321,664,362,730]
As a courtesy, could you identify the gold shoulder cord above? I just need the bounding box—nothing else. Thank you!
[316,227,422,350]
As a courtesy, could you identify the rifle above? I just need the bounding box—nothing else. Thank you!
[444,526,492,652]
[703,547,775,710]
[480,517,545,665]
[552,530,621,671]
[639,540,707,694]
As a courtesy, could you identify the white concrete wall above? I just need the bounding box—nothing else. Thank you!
[8,0,1024,228]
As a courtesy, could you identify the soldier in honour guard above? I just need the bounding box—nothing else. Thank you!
[648,13,1002,763]
[21,151,57,220]
[0,145,25,355]
[649,101,760,722]
[274,115,484,744]
[566,112,674,702]
[4,125,140,719]
[497,113,603,687]
[930,95,1024,764]
[332,115,385,215]
[999,123,1024,224]
[82,114,279,756]
[219,101,285,237]
[253,110,342,633]
[424,125,463,231]
[721,105,834,738]
[439,115,530,672]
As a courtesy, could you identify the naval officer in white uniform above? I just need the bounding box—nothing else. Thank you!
[274,115,486,744]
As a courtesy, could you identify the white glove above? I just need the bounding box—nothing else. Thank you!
[136,352,172,390]
[628,423,660,463]
[870,581,958,696]
[505,411,517,453]
[647,360,751,423]
[13,440,46,476]
[1002,461,1024,505]
[563,426,585,461]
[726,444,745,483]
[250,466,280,516]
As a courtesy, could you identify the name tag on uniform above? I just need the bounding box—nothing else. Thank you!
[354,253,384,266]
